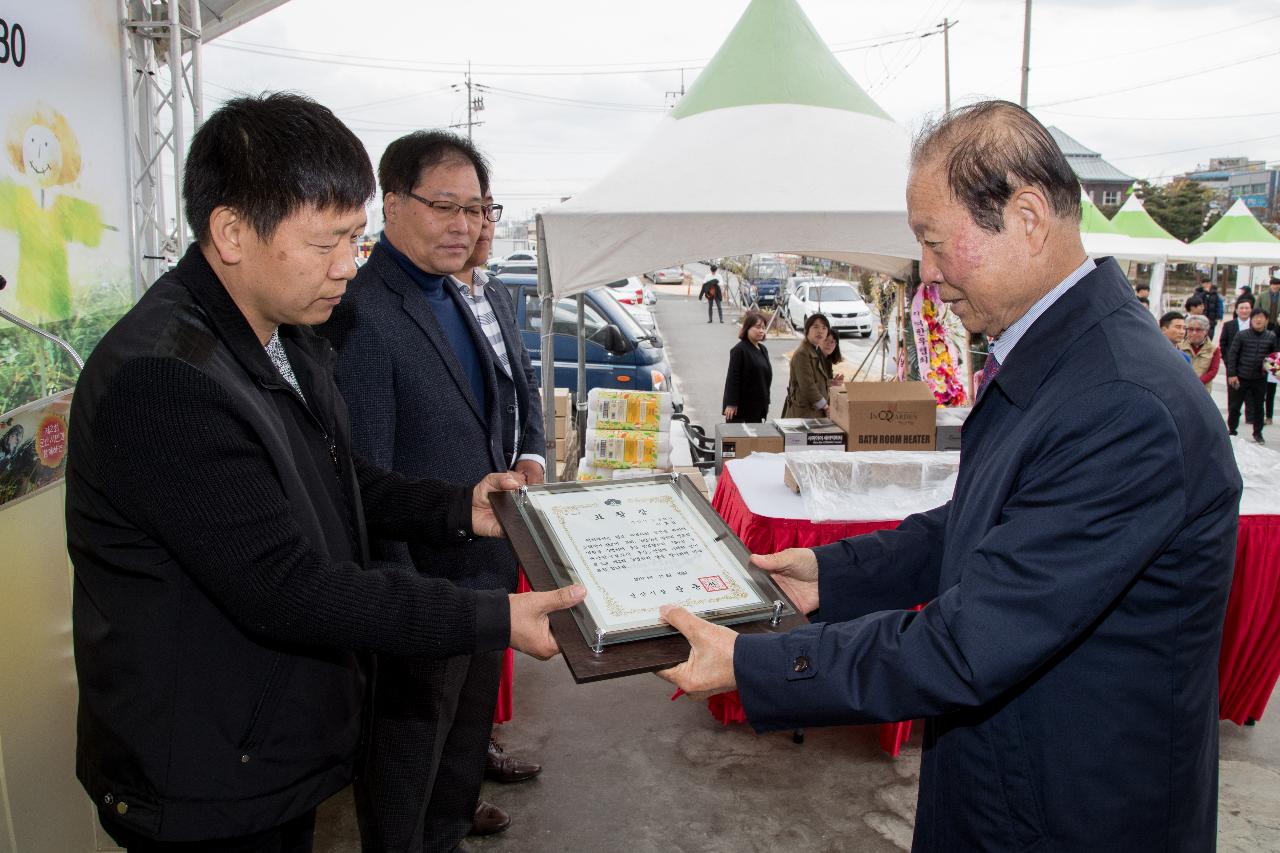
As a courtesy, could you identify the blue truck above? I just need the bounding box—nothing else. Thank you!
[743,255,790,307]
[496,274,679,404]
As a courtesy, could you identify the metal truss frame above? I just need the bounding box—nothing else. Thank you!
[120,0,204,296]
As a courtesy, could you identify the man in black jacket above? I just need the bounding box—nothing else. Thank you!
[1227,307,1279,443]
[1222,296,1253,435]
[66,93,583,851]
[699,265,724,323]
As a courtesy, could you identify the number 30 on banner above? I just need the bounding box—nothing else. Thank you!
[0,18,28,68]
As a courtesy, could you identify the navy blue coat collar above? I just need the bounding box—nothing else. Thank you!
[989,257,1133,411]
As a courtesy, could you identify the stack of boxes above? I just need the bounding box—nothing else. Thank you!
[539,387,575,481]
[577,389,673,481]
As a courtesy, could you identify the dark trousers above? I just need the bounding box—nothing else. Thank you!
[1267,380,1277,420]
[707,298,722,322]
[1240,377,1268,437]
[356,649,503,853]
[1227,382,1245,433]
[101,810,316,853]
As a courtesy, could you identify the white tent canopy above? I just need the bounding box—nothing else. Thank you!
[538,0,918,298]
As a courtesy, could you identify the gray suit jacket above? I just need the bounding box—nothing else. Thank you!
[319,244,544,592]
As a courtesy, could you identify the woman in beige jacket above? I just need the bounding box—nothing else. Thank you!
[781,313,833,418]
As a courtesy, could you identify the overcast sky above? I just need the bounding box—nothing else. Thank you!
[201,0,1280,221]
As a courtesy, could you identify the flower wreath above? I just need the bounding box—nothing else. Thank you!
[910,284,968,407]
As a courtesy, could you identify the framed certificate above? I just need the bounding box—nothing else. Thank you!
[493,473,807,683]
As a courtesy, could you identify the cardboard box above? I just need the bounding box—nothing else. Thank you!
[828,386,850,432]
[672,466,710,499]
[714,422,783,473]
[772,418,848,452]
[539,387,572,419]
[555,416,569,440]
[934,406,971,452]
[841,382,937,451]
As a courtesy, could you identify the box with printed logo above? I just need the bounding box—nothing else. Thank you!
[714,422,784,474]
[841,382,937,451]
[771,418,848,452]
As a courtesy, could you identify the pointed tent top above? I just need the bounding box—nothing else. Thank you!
[1111,194,1179,241]
[1080,190,1118,234]
[1193,198,1280,245]
[671,0,892,121]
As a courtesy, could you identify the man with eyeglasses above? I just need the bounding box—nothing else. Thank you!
[320,131,544,853]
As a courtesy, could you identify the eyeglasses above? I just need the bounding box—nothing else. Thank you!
[403,190,503,222]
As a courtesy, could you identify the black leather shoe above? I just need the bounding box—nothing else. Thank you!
[485,739,542,783]
[469,800,511,836]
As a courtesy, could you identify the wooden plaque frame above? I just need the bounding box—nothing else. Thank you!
[492,474,808,683]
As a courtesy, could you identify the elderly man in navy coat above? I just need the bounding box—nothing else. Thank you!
[661,101,1241,852]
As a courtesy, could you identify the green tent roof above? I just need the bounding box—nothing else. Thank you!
[1193,198,1280,245]
[1111,195,1178,241]
[671,0,892,121]
[1080,193,1118,234]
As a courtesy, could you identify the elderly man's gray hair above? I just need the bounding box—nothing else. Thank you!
[912,100,1081,234]
[1186,315,1210,331]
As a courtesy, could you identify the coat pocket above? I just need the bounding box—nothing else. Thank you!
[238,654,290,757]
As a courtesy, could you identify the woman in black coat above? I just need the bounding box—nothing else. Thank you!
[722,310,773,423]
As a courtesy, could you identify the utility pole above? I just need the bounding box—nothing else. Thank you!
[450,61,485,139]
[939,18,955,113]
[1019,0,1032,107]
[665,68,686,109]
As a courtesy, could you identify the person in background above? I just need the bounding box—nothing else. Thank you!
[1193,274,1223,338]
[1238,284,1256,308]
[1260,277,1280,424]
[1179,315,1219,391]
[1223,298,1253,435]
[781,312,832,418]
[1226,308,1279,444]
[699,264,724,323]
[1135,283,1150,307]
[1159,311,1189,362]
[820,330,844,388]
[722,309,772,423]
[1184,294,1205,318]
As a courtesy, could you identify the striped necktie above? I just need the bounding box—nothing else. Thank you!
[976,354,1002,401]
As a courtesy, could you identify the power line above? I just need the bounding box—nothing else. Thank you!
[1108,133,1280,161]
[1034,12,1280,70]
[207,29,943,77]
[1032,48,1280,108]
[476,83,667,113]
[1037,108,1280,122]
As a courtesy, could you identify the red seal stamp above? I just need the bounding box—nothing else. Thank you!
[36,415,68,468]
[699,575,728,592]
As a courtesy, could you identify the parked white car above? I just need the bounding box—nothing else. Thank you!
[787,280,873,337]
[605,276,648,305]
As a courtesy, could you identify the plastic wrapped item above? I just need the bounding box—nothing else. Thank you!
[780,450,961,522]
[583,428,671,470]
[1231,436,1280,515]
[576,466,611,482]
[585,388,671,431]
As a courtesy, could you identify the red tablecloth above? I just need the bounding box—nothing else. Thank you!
[709,464,916,755]
[710,461,1280,750]
[494,570,534,726]
[1220,515,1280,724]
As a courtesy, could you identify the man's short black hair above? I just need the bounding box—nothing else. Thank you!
[912,100,1081,234]
[1255,307,1271,320]
[1135,284,1150,294]
[378,130,490,199]
[1159,311,1184,329]
[1184,295,1204,311]
[183,92,374,244]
